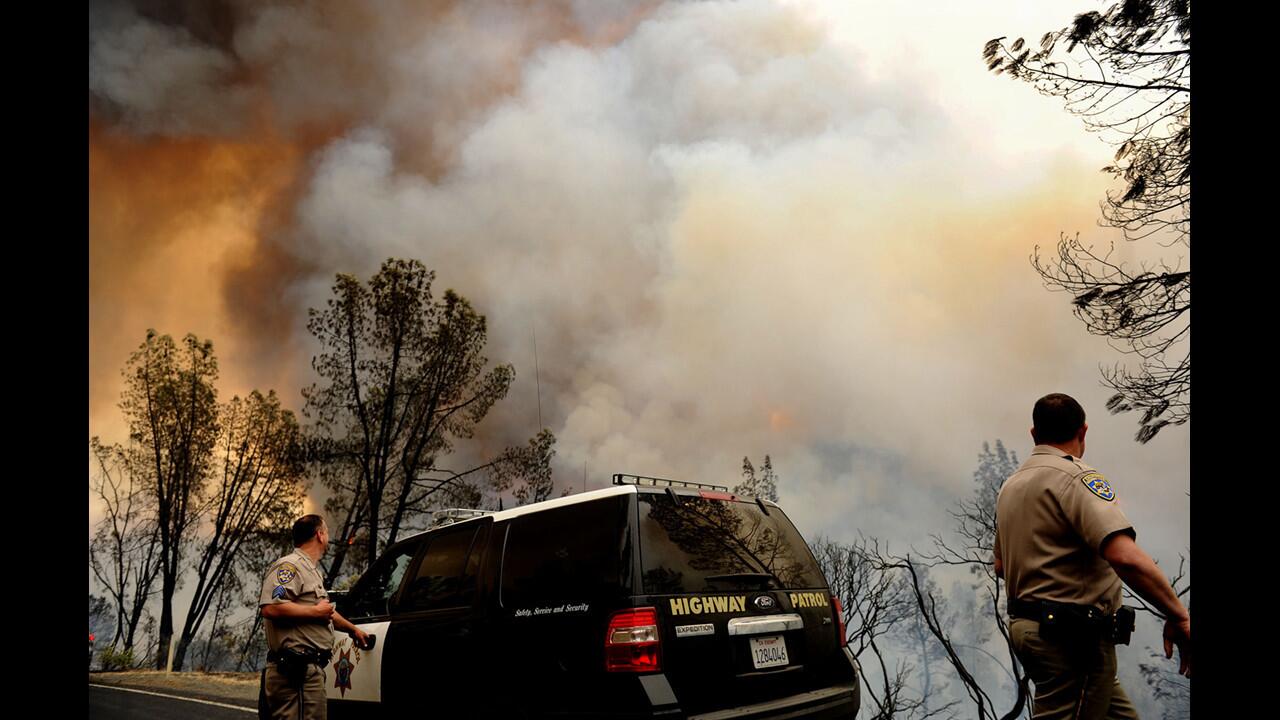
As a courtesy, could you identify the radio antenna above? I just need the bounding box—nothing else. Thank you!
[531,319,543,431]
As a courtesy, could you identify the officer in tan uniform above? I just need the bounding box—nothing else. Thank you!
[259,515,369,720]
[994,394,1190,720]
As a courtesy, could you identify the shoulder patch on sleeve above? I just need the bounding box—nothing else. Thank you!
[1079,472,1116,502]
[274,562,301,585]
[272,585,287,600]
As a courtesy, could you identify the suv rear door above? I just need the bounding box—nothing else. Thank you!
[495,494,640,716]
[633,490,852,714]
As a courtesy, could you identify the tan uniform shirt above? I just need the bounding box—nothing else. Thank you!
[995,445,1134,613]
[259,549,334,653]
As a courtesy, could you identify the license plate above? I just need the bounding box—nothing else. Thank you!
[749,635,789,669]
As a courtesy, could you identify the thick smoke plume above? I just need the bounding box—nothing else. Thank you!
[89,0,1188,546]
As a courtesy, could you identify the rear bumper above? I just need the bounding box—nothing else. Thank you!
[688,683,859,720]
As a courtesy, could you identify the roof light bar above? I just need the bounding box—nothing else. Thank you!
[612,473,729,492]
[428,508,493,527]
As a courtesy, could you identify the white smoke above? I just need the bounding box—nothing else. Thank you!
[282,0,1164,526]
[89,0,1189,548]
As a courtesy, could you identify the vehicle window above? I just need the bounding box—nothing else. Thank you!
[501,496,632,610]
[402,523,481,611]
[343,540,420,620]
[637,495,825,594]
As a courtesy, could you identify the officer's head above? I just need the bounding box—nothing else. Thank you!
[1031,393,1088,449]
[292,514,328,549]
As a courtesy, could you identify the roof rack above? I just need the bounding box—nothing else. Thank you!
[612,473,729,492]
[427,508,493,527]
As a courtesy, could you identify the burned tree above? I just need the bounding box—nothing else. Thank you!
[814,536,969,720]
[917,440,1031,719]
[89,437,163,655]
[984,0,1191,442]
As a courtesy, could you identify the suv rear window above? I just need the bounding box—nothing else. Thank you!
[637,494,825,594]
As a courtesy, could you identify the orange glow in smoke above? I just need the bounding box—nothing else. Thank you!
[88,120,314,432]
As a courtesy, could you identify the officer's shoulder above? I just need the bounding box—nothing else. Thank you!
[1021,453,1081,478]
[268,551,301,571]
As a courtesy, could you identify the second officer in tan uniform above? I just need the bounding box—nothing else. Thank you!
[994,393,1190,720]
[259,515,369,720]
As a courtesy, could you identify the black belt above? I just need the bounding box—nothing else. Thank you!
[268,647,332,667]
[1008,597,1107,623]
[1008,598,1135,645]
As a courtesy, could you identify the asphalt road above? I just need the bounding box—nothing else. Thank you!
[90,684,256,720]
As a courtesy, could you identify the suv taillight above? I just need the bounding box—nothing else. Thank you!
[605,607,661,672]
[832,595,848,647]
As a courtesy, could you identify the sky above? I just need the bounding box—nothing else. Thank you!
[88,0,1189,706]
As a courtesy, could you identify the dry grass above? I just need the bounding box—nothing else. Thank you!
[89,669,260,704]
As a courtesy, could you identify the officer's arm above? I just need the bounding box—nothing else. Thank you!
[1101,531,1191,675]
[261,600,332,621]
[1100,531,1187,621]
[332,610,371,649]
[993,553,1003,579]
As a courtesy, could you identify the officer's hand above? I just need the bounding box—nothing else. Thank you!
[314,600,336,620]
[1162,616,1191,677]
[350,627,371,650]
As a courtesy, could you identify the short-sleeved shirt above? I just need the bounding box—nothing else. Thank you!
[994,445,1134,613]
[259,550,333,653]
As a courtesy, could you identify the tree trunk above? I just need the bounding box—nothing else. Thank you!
[172,634,192,672]
[365,496,380,576]
[124,598,146,651]
[156,568,175,669]
[325,487,366,586]
[236,614,265,672]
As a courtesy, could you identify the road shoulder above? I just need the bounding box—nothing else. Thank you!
[89,669,259,708]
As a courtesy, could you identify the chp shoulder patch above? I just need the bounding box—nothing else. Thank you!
[275,562,300,585]
[1080,472,1116,502]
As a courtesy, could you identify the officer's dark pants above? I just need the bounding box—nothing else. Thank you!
[263,663,326,720]
[1009,618,1140,720]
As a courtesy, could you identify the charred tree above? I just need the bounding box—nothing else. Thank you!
[984,0,1191,442]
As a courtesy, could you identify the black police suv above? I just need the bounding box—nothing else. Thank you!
[325,474,860,719]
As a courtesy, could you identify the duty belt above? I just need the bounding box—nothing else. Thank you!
[268,646,333,667]
[1007,597,1107,623]
[1007,597,1135,645]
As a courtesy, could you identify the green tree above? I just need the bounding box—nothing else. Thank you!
[304,258,551,582]
[171,390,307,670]
[984,0,1190,442]
[121,330,219,669]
